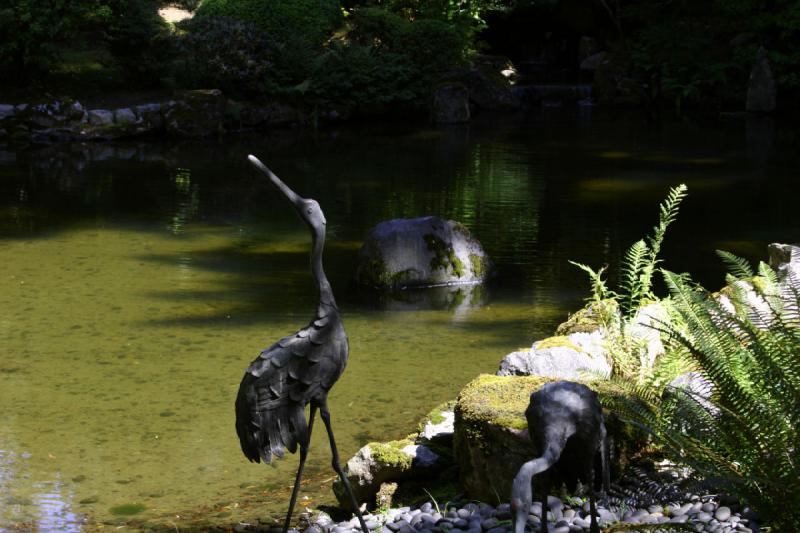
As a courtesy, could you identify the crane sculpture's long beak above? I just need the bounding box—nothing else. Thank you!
[248,154,305,210]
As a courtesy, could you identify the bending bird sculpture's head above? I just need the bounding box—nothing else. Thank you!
[247,154,327,231]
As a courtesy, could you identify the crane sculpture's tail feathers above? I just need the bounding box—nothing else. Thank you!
[235,383,308,464]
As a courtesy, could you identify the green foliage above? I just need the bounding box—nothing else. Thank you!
[103,0,174,84]
[195,0,343,49]
[569,185,688,384]
[608,0,800,108]
[0,0,172,85]
[345,0,503,44]
[309,7,467,109]
[176,16,277,97]
[572,183,687,318]
[568,262,610,305]
[614,261,800,531]
[0,0,83,76]
[169,0,202,10]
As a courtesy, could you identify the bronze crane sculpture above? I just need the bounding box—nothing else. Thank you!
[511,381,610,533]
[235,155,369,533]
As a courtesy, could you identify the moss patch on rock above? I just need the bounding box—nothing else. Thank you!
[469,252,488,279]
[555,299,619,336]
[356,250,390,287]
[533,335,584,352]
[370,438,415,469]
[424,233,464,278]
[418,400,455,432]
[457,374,551,431]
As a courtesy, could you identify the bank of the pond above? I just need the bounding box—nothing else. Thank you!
[300,467,760,533]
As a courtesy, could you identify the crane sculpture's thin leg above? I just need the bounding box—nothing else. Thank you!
[283,404,317,533]
[540,473,550,533]
[587,464,600,533]
[319,399,370,533]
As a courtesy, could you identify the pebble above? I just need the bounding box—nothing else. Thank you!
[303,467,762,533]
[715,506,731,521]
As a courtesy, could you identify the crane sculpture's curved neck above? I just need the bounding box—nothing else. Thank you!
[312,225,336,315]
[247,155,337,316]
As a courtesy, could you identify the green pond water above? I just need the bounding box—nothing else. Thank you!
[0,110,796,531]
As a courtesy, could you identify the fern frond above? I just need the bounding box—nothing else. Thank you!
[569,261,612,303]
[620,239,648,317]
[639,184,688,301]
[716,250,754,279]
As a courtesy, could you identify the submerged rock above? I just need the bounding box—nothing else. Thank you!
[356,216,491,289]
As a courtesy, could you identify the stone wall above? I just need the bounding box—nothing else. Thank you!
[0,90,303,145]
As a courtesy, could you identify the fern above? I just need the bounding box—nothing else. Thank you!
[568,261,612,304]
[636,183,688,309]
[619,239,648,317]
[568,185,688,383]
[716,250,754,279]
[611,257,800,532]
[572,183,687,319]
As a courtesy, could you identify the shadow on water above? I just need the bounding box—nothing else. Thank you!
[0,109,799,529]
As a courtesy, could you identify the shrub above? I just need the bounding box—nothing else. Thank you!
[309,7,467,109]
[195,0,343,49]
[0,1,82,77]
[176,16,277,96]
[104,0,175,84]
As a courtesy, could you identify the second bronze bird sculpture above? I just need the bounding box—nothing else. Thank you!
[235,155,369,533]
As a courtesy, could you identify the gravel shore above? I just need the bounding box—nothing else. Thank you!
[290,465,761,533]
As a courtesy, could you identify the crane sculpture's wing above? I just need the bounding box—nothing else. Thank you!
[235,313,347,464]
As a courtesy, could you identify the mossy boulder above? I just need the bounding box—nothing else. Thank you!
[555,299,618,336]
[333,403,456,510]
[356,216,492,289]
[497,331,612,379]
[453,374,643,503]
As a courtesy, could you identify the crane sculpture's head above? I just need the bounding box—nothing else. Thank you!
[247,154,327,233]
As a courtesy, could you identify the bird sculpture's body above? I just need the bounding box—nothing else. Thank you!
[511,381,610,533]
[235,155,369,533]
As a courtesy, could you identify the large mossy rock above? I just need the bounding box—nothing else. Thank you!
[356,216,492,289]
[453,375,643,503]
[497,332,612,379]
[333,403,456,510]
[332,438,441,510]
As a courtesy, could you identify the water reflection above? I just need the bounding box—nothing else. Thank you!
[0,450,82,531]
[0,111,797,529]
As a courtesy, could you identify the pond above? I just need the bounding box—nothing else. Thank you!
[0,109,796,530]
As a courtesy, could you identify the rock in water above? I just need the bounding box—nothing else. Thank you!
[356,216,491,289]
[746,46,776,113]
[432,84,470,124]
